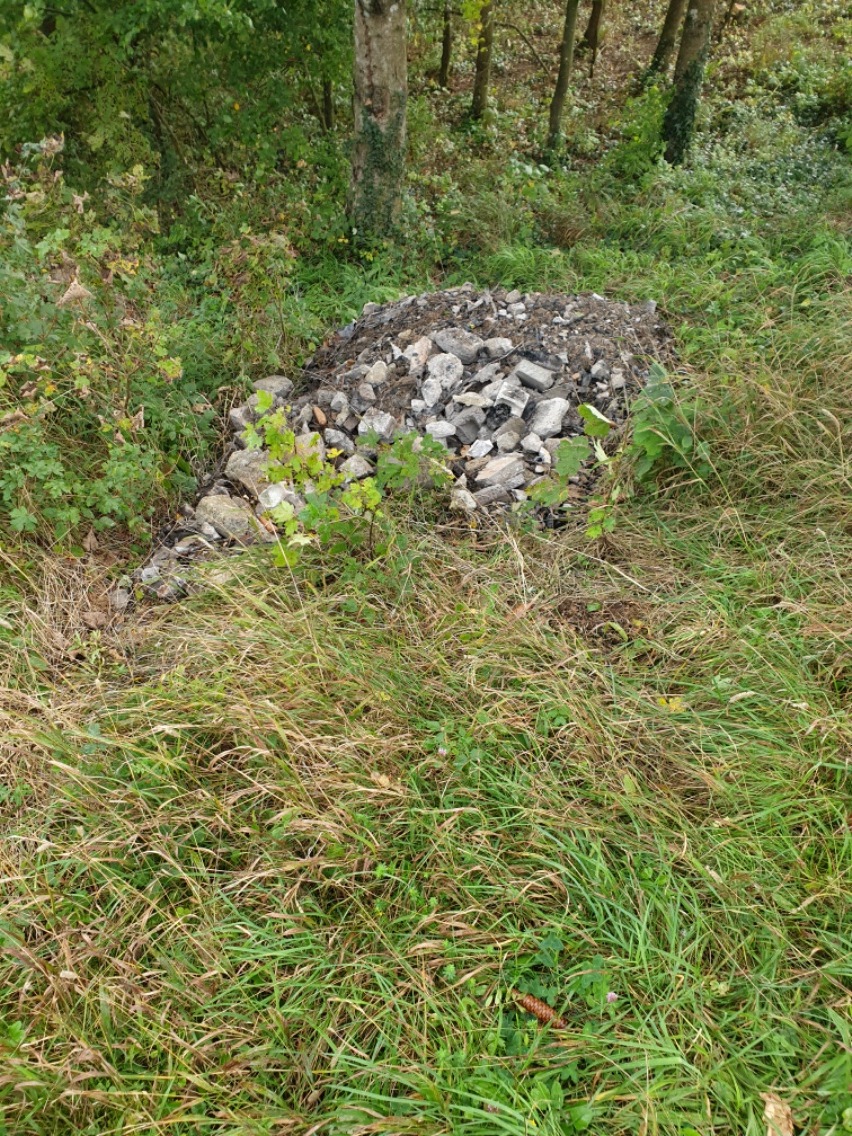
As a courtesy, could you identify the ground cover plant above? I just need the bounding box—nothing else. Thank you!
[0,0,850,1133]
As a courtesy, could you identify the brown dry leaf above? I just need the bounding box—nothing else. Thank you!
[761,1093,794,1136]
[313,405,328,427]
[82,528,99,553]
[82,611,108,630]
[130,407,145,432]
[57,279,93,307]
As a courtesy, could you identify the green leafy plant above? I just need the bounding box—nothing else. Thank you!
[627,363,710,484]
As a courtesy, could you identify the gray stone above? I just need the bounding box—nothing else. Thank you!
[109,587,131,613]
[330,390,349,413]
[505,289,522,304]
[473,485,511,507]
[530,397,571,439]
[365,359,389,386]
[484,336,514,359]
[450,487,478,512]
[494,416,527,440]
[611,369,626,391]
[295,432,326,462]
[514,358,556,393]
[358,408,397,442]
[403,336,433,377]
[324,428,355,456]
[421,377,443,407]
[494,379,530,418]
[357,382,377,403]
[495,431,521,453]
[508,302,526,317]
[228,405,252,434]
[339,454,374,480]
[521,432,543,453]
[258,482,306,513]
[225,449,271,497]
[475,454,527,489]
[426,420,457,440]
[431,327,484,365]
[196,495,271,543]
[362,301,381,316]
[427,352,464,390]
[452,391,493,409]
[591,359,611,380]
[253,375,293,402]
[410,398,427,414]
[451,407,486,445]
[472,361,504,387]
[468,438,494,459]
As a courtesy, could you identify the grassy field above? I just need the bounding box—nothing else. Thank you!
[2,4,852,1133]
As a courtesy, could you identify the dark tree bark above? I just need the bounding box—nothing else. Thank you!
[439,0,453,88]
[662,0,717,164]
[579,0,606,76]
[349,0,408,239]
[470,1,494,120]
[647,0,688,77]
[546,0,581,152]
[322,78,335,131]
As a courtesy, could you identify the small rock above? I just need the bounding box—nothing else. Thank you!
[495,431,521,453]
[324,428,355,456]
[330,390,349,414]
[109,588,131,613]
[591,359,611,380]
[365,359,389,386]
[253,375,293,401]
[431,327,485,365]
[494,379,530,418]
[196,495,271,543]
[362,301,381,316]
[611,369,626,391]
[403,336,433,376]
[530,397,571,439]
[358,408,397,442]
[295,432,326,462]
[426,421,457,440]
[357,382,377,403]
[228,405,252,434]
[450,487,478,512]
[476,454,527,489]
[468,438,494,459]
[521,432,543,453]
[508,302,526,317]
[225,449,271,497]
[339,454,374,480]
[514,358,556,393]
[484,336,514,359]
[258,483,306,513]
[505,289,522,304]
[410,398,427,414]
[472,361,504,387]
[495,416,528,440]
[452,391,493,409]
[473,485,511,507]
[451,407,486,445]
[427,352,464,390]
[422,377,443,407]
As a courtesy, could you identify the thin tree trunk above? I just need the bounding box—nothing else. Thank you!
[662,0,716,164]
[648,0,688,77]
[439,0,452,88]
[349,0,408,239]
[546,0,581,152]
[470,1,494,120]
[579,0,605,76]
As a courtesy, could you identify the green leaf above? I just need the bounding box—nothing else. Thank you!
[578,403,614,438]
[554,435,591,478]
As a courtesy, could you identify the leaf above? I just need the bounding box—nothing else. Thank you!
[554,435,591,478]
[56,279,93,307]
[578,403,614,438]
[761,1094,793,1136]
[82,527,99,552]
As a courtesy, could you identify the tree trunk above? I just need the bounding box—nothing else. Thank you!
[470,1,494,120]
[439,0,452,88]
[349,0,408,240]
[546,0,581,152]
[662,0,716,164]
[648,0,688,77]
[579,0,605,76]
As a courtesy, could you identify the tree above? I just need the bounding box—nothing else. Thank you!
[661,0,717,164]
[646,0,689,79]
[439,0,453,88]
[578,0,606,77]
[546,0,581,152]
[349,0,408,239]
[470,1,494,120]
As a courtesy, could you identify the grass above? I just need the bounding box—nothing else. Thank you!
[2,9,852,1134]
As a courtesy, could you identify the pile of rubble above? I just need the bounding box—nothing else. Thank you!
[125,286,670,601]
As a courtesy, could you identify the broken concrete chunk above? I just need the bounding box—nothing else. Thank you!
[475,454,527,488]
[514,358,556,393]
[473,485,512,507]
[324,428,355,456]
[225,449,271,497]
[358,408,397,441]
[365,359,389,386]
[431,327,485,365]
[452,391,493,409]
[427,352,465,390]
[494,379,530,418]
[339,454,374,480]
[196,495,272,543]
[521,432,543,453]
[468,438,494,459]
[295,431,326,462]
[485,336,514,359]
[451,407,486,445]
[253,374,294,401]
[422,377,443,407]
[357,382,377,403]
[529,397,571,439]
[258,482,306,513]
[450,487,478,512]
[495,430,521,453]
[590,359,611,380]
[425,420,457,440]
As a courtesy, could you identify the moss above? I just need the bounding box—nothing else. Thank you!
[663,56,706,164]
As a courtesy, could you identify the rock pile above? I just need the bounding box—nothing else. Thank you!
[131,286,670,597]
[196,285,670,531]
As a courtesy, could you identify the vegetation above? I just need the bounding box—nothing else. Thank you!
[1,0,850,1133]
